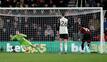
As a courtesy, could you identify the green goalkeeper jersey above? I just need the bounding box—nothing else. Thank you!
[11,34,32,46]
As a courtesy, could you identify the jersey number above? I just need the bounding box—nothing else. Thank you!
[84,28,90,31]
[60,21,67,26]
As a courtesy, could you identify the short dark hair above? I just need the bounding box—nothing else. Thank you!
[82,24,88,28]
[61,13,65,16]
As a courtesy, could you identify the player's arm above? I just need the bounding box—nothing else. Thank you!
[10,35,16,40]
[67,19,72,28]
[20,34,27,37]
[55,18,60,40]
[56,18,60,36]
[79,26,84,33]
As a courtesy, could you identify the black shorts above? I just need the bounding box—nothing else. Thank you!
[82,34,91,41]
[60,34,68,39]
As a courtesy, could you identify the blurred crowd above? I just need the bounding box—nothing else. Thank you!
[0,0,107,41]
[0,12,103,41]
[0,0,106,9]
[0,0,70,7]
[0,16,56,41]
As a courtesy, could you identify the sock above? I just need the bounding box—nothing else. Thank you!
[60,42,63,52]
[87,42,90,48]
[64,42,67,52]
[81,42,85,50]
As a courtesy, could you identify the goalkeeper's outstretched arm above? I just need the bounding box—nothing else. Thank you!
[10,35,16,40]
[20,34,27,37]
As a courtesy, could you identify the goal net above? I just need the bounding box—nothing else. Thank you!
[0,8,104,53]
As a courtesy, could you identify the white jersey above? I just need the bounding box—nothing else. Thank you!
[59,17,68,34]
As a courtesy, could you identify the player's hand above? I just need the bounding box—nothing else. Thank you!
[56,31,59,36]
[10,35,13,40]
[10,35,12,38]
[56,31,60,40]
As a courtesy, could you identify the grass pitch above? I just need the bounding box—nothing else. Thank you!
[0,53,107,62]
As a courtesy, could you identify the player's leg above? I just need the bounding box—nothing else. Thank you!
[30,44,36,53]
[87,40,91,48]
[88,34,91,48]
[81,34,86,51]
[24,40,36,48]
[64,34,68,54]
[28,43,36,53]
[81,40,85,51]
[86,34,91,49]
[59,38,63,53]
[81,33,89,51]
[64,39,67,54]
[21,40,36,53]
[29,46,36,53]
[30,44,36,48]
[23,45,36,53]
[22,45,30,53]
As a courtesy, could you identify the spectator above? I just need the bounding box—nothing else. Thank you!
[44,4,48,7]
[104,18,107,31]
[78,0,86,7]
[88,14,100,41]
[89,14,100,31]
[0,17,4,29]
[103,0,107,10]
[58,0,64,7]
[105,30,107,41]
[16,2,20,7]
[45,25,54,37]
[0,0,70,7]
[12,0,17,7]
[86,0,96,7]
[36,0,45,7]
[72,17,81,41]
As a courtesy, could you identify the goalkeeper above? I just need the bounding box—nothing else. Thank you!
[10,31,35,53]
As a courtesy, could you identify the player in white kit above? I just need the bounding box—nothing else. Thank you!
[57,14,69,54]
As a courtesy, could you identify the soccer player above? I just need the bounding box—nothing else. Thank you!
[10,31,35,53]
[80,25,91,52]
[57,14,69,54]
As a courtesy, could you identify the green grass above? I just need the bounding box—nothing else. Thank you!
[0,53,107,62]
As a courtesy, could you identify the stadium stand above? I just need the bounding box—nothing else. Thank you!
[0,0,70,7]
[0,0,106,9]
[0,0,106,41]
[0,9,101,41]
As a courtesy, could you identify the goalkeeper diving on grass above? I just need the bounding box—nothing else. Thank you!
[10,31,36,53]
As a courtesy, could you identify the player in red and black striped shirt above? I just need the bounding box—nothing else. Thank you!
[80,26,91,51]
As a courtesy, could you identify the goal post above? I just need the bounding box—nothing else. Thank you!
[0,7,104,53]
[100,8,104,53]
